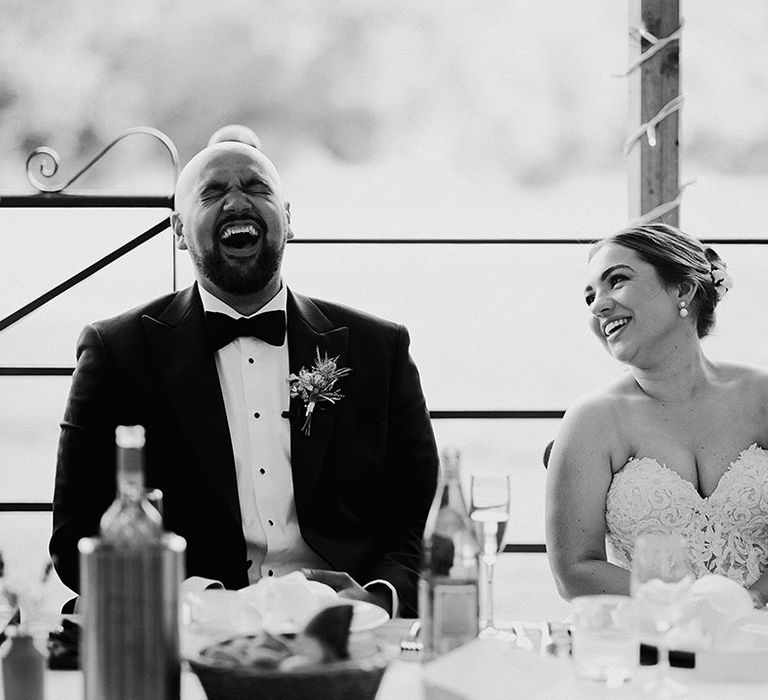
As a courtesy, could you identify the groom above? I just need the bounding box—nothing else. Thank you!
[50,142,439,617]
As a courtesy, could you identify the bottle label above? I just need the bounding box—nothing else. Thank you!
[433,582,479,642]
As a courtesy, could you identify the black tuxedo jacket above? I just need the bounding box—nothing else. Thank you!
[50,284,438,616]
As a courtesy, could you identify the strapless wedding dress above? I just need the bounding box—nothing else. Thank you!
[605,443,768,587]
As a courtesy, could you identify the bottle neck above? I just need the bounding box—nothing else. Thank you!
[117,446,144,499]
[441,450,462,492]
[454,484,473,525]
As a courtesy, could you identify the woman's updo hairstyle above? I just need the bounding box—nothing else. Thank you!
[590,223,729,338]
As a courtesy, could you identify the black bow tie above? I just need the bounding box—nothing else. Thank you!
[205,310,286,351]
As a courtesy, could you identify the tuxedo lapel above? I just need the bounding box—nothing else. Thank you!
[142,284,241,528]
[287,291,349,513]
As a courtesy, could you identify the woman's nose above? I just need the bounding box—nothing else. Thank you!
[590,291,614,316]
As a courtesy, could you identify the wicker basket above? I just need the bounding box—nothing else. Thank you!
[189,646,394,700]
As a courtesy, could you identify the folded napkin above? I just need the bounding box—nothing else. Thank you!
[666,574,754,652]
[632,574,767,677]
[200,604,355,671]
[237,571,339,633]
[181,588,264,658]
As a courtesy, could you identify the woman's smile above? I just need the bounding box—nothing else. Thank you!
[604,317,631,339]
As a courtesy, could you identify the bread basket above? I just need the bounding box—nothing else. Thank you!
[188,642,394,700]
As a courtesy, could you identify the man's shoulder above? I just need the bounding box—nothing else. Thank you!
[292,291,402,334]
[90,287,194,337]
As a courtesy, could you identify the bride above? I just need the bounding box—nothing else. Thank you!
[545,223,768,608]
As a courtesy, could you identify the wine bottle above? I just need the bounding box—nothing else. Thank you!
[80,425,185,700]
[419,449,480,661]
[99,425,162,544]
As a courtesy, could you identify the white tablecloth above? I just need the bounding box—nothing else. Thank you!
[2,657,768,700]
[3,621,768,699]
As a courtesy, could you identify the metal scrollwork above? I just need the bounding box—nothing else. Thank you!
[25,126,180,193]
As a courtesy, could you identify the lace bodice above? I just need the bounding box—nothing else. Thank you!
[605,443,768,587]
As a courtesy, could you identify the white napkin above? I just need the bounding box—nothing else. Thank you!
[237,571,338,632]
[180,589,263,658]
[667,574,754,651]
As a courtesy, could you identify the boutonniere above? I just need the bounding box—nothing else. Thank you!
[287,347,352,436]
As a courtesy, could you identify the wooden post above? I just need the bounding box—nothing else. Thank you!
[627,0,680,226]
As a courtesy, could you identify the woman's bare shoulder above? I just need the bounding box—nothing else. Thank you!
[561,373,635,429]
[552,375,636,471]
[715,361,768,395]
[716,359,768,377]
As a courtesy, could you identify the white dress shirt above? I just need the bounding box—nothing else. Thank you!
[199,283,328,582]
[188,283,397,616]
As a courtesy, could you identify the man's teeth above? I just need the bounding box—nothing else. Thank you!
[221,224,258,240]
[605,318,629,337]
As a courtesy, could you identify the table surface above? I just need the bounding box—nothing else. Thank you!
[3,619,768,700]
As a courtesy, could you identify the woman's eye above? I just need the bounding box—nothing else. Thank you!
[584,294,595,306]
[609,274,627,287]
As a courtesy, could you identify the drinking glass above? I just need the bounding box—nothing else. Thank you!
[631,533,693,697]
[571,595,637,686]
[469,473,512,640]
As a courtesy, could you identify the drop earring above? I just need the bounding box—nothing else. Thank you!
[679,301,689,318]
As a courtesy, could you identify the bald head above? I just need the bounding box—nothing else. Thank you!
[207,124,263,150]
[174,142,283,213]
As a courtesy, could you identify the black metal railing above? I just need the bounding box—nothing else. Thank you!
[0,217,171,335]
[3,129,766,555]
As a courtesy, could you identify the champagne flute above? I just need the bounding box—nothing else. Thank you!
[631,533,693,697]
[470,473,512,640]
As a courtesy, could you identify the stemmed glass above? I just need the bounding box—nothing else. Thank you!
[631,533,693,697]
[470,473,513,640]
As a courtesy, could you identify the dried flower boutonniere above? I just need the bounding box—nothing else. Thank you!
[287,348,352,436]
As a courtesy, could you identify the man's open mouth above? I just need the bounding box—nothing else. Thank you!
[218,221,263,250]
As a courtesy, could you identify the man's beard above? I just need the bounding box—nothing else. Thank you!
[190,239,285,296]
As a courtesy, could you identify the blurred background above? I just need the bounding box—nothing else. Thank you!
[1,0,767,614]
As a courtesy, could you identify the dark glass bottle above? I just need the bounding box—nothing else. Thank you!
[99,425,162,544]
[80,425,185,700]
[419,449,480,660]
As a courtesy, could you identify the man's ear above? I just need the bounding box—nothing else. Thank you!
[170,212,187,251]
[285,202,295,240]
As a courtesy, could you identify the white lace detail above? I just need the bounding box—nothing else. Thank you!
[606,443,768,587]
